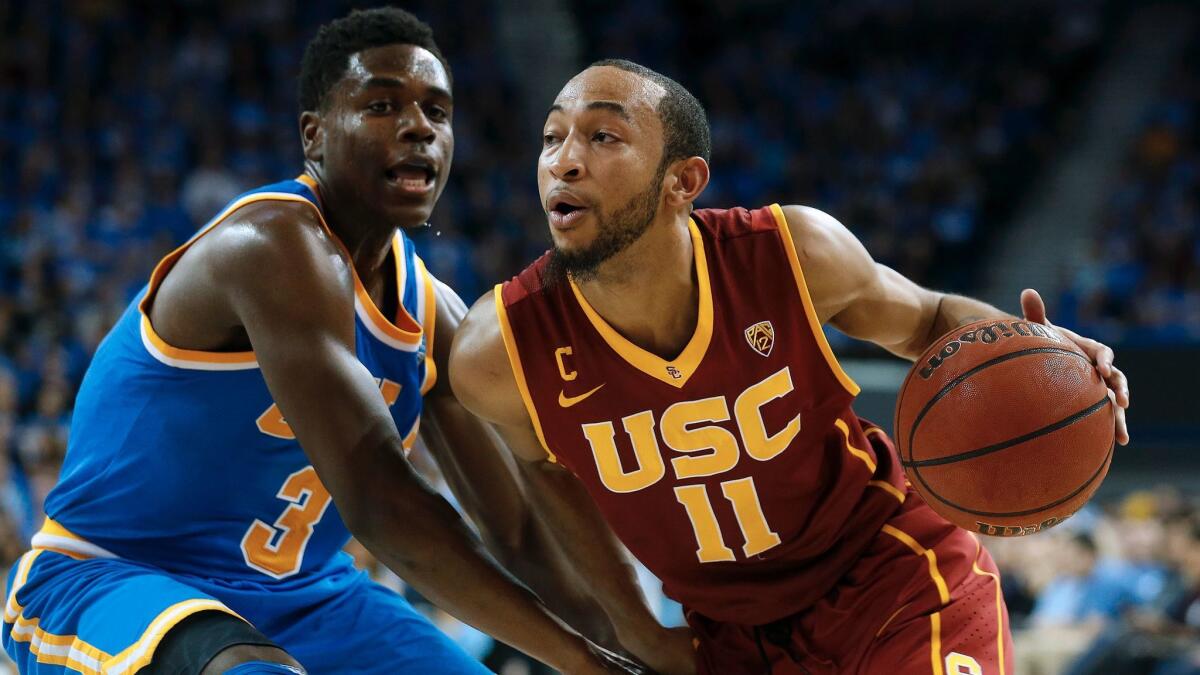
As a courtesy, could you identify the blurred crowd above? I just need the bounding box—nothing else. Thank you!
[1057,30,1200,344]
[0,0,1197,672]
[996,489,1200,674]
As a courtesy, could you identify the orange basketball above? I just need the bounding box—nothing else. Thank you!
[894,318,1115,537]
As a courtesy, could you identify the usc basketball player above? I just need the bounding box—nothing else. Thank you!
[450,60,1130,675]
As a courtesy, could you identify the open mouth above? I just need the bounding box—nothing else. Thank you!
[552,202,584,217]
[547,194,590,229]
[385,159,436,192]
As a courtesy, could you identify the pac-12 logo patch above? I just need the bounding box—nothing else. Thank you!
[744,321,775,357]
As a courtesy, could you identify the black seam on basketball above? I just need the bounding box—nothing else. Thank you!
[902,395,1111,468]
[915,440,1114,518]
[904,347,1092,463]
[902,345,1100,521]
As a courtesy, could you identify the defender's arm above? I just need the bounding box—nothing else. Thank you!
[210,205,603,674]
[450,293,697,675]
[778,204,1128,443]
[419,277,620,647]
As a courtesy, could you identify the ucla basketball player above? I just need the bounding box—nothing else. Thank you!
[450,61,1131,674]
[2,10,618,675]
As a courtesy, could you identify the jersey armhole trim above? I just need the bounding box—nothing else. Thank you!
[137,193,328,371]
[493,286,557,463]
[416,257,438,395]
[768,203,861,396]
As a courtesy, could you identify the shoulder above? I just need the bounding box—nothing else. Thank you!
[497,252,554,307]
[205,199,338,267]
[199,199,351,297]
[691,204,783,240]
[776,205,879,323]
[775,205,857,265]
[448,290,530,428]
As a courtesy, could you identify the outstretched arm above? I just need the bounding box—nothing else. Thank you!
[419,277,620,647]
[450,292,697,675]
[210,205,604,674]
[779,204,1129,444]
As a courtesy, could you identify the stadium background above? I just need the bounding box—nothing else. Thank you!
[2,0,1197,672]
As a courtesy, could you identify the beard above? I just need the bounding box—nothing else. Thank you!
[545,166,665,286]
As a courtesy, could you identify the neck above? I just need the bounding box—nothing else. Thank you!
[304,163,397,278]
[574,210,698,359]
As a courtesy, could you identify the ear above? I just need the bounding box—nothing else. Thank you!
[300,111,325,163]
[664,156,710,208]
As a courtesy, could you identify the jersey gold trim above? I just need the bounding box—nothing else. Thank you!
[970,533,1008,675]
[31,518,119,560]
[3,550,113,674]
[768,203,861,396]
[104,598,242,674]
[494,286,557,462]
[138,180,425,370]
[567,218,714,389]
[416,257,438,394]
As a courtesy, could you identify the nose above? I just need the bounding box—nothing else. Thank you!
[547,131,585,181]
[398,103,435,144]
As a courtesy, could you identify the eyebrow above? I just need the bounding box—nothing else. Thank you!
[361,76,452,101]
[547,100,631,121]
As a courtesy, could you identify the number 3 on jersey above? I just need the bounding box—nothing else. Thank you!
[241,466,332,579]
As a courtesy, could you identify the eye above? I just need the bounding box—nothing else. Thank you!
[593,131,615,143]
[543,132,560,146]
[367,101,393,114]
[426,105,449,122]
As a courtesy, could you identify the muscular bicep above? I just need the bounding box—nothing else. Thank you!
[781,204,940,357]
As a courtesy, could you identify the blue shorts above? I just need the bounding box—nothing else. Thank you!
[3,549,489,674]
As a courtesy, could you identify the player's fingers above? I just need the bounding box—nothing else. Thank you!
[1094,343,1116,378]
[1020,288,1048,325]
[1111,392,1129,446]
[1061,327,1113,377]
[1107,365,1129,408]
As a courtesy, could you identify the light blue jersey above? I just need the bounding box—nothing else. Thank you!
[3,177,487,674]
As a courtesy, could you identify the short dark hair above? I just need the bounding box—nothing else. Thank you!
[299,7,450,112]
[590,59,711,166]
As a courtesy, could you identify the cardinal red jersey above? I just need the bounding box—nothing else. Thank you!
[496,204,909,625]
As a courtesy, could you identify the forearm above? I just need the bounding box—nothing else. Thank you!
[522,462,664,652]
[419,401,619,646]
[905,293,1011,359]
[493,511,622,648]
[342,438,588,671]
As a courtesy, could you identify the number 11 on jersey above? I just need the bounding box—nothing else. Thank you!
[675,476,781,563]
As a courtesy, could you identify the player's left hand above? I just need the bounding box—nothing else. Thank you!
[1021,288,1129,445]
